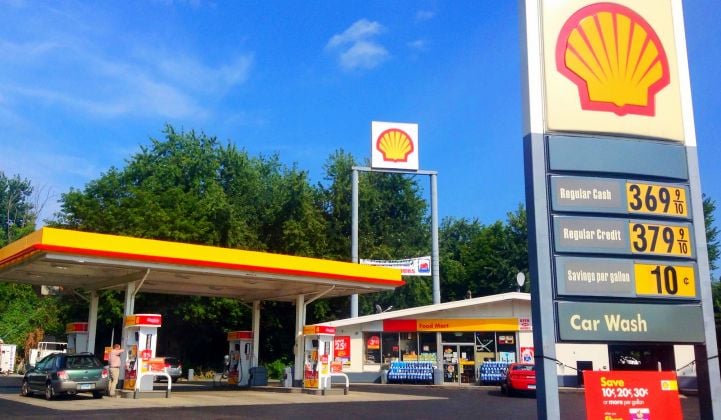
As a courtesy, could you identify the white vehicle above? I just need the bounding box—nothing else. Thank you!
[29,342,67,367]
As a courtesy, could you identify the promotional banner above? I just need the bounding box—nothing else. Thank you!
[334,336,351,366]
[583,370,682,419]
[360,256,431,276]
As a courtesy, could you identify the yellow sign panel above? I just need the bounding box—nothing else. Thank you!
[628,222,691,257]
[542,0,685,143]
[634,263,696,298]
[626,182,688,217]
[416,318,519,332]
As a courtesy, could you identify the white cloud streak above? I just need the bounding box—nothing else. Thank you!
[326,19,388,71]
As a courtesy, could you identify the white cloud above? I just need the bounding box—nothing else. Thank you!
[415,10,435,22]
[339,41,389,70]
[154,53,253,95]
[326,19,388,71]
[326,19,384,49]
[407,39,427,51]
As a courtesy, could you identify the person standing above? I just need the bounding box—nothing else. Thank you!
[108,343,124,397]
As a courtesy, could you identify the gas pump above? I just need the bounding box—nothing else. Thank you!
[66,322,89,354]
[227,331,253,387]
[302,325,335,390]
[122,314,162,391]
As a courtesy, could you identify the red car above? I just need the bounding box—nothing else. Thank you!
[500,363,536,396]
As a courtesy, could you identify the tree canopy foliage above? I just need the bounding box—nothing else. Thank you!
[2,125,720,370]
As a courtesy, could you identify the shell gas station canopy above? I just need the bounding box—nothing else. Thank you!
[0,227,404,300]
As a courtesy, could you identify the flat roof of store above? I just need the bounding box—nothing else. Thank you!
[323,292,530,327]
[0,228,404,302]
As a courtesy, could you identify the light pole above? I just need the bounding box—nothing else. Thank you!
[516,272,526,292]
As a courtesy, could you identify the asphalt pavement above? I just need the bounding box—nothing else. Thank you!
[0,375,702,419]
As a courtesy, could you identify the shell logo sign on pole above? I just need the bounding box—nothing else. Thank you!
[542,0,685,142]
[556,3,670,117]
[371,121,419,171]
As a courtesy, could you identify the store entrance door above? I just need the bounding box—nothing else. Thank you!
[441,344,475,384]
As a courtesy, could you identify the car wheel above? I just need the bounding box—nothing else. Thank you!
[172,377,178,383]
[92,391,103,399]
[21,380,32,397]
[44,382,55,401]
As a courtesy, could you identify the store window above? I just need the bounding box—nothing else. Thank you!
[382,332,399,363]
[497,331,517,363]
[419,333,437,363]
[441,332,474,343]
[475,332,496,361]
[364,332,381,364]
[399,332,419,361]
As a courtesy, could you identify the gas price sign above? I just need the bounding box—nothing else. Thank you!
[626,182,688,217]
[629,222,692,257]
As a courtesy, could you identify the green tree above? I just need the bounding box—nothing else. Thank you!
[0,172,37,246]
[315,150,432,317]
[438,205,528,299]
[51,125,330,368]
[703,194,719,271]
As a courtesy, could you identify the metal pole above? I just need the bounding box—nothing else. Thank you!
[351,168,359,317]
[293,294,305,386]
[430,173,440,304]
[87,290,99,354]
[252,301,260,368]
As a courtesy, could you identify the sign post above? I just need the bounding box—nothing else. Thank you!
[520,0,720,418]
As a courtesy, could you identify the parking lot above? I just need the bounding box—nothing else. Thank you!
[0,376,702,419]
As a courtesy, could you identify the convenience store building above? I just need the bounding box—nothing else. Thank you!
[323,292,698,388]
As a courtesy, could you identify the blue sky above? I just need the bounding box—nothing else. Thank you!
[1,1,720,242]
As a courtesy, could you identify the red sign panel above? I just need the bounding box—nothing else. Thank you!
[334,336,351,359]
[383,319,417,332]
[227,331,253,341]
[584,370,682,419]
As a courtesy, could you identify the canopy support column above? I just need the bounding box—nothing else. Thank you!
[252,300,260,368]
[87,290,99,355]
[293,294,305,386]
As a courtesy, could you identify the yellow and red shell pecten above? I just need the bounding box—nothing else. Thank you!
[376,128,414,162]
[556,3,670,116]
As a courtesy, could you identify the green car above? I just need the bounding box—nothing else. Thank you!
[21,352,109,400]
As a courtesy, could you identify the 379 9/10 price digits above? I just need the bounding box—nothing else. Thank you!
[626,182,688,217]
[629,222,692,257]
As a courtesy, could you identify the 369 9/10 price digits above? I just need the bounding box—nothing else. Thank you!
[626,182,688,217]
[629,222,692,257]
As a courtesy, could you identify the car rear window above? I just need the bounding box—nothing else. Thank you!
[65,356,102,369]
[164,357,179,365]
[513,364,535,371]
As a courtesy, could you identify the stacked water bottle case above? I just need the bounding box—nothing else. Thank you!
[387,361,434,384]
[479,361,509,385]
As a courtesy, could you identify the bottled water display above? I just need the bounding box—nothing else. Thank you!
[387,361,434,384]
[479,361,510,385]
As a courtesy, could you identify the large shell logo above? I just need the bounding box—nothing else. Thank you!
[556,3,670,116]
[376,128,414,162]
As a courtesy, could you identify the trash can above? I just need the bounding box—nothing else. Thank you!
[248,366,268,386]
[188,368,194,381]
[433,367,443,385]
[283,366,293,387]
